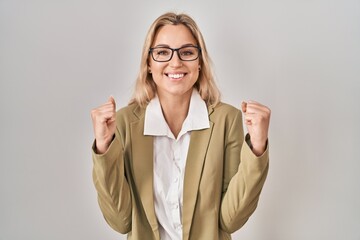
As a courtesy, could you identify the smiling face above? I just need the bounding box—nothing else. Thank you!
[148,24,200,100]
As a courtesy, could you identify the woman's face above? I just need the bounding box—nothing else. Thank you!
[148,24,200,99]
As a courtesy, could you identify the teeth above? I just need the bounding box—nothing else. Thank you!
[168,73,184,79]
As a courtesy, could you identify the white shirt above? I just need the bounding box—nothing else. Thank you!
[144,89,210,240]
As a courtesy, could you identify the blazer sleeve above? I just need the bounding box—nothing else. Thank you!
[92,124,132,234]
[219,109,269,233]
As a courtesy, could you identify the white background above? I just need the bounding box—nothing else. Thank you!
[1,0,359,239]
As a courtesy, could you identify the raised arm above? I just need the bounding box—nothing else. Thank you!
[220,102,270,232]
[91,97,132,234]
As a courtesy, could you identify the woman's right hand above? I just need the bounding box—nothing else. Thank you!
[91,96,117,154]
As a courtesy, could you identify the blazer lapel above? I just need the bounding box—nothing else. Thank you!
[131,106,159,237]
[182,109,214,238]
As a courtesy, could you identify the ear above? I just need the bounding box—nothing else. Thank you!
[147,58,152,71]
[147,61,151,73]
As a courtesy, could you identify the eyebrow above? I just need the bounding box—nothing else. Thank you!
[152,43,197,48]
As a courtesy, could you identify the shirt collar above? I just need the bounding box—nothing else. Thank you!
[144,89,210,138]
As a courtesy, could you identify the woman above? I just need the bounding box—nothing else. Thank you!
[91,12,270,240]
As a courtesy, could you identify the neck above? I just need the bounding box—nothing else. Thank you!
[158,90,192,138]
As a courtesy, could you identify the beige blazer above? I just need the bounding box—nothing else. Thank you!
[92,102,269,240]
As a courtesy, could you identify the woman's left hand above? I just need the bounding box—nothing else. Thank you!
[241,101,271,156]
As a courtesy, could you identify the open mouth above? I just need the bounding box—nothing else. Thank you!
[166,73,186,79]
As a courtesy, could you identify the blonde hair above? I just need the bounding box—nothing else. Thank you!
[129,12,221,107]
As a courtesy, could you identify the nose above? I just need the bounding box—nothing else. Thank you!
[169,50,182,67]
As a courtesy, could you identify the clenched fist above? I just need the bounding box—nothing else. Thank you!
[241,101,271,156]
[91,96,117,154]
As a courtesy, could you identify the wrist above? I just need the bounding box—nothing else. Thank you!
[249,139,267,156]
[95,135,115,154]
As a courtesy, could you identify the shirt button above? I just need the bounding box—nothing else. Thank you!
[175,224,182,231]
[174,177,179,183]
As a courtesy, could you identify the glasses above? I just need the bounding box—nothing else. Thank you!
[149,45,201,62]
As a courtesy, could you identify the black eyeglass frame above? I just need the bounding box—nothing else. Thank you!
[148,45,202,62]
